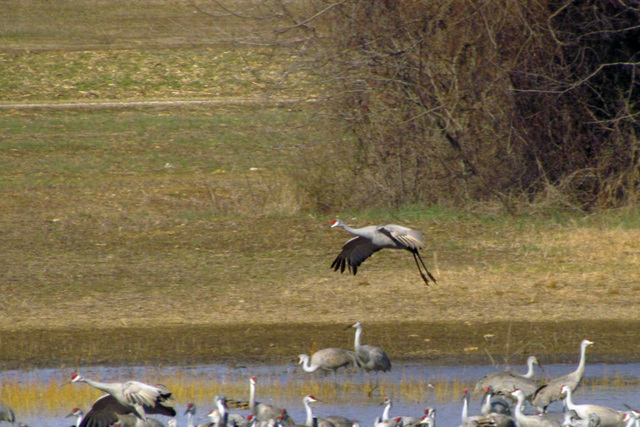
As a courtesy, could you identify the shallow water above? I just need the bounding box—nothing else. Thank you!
[3,362,639,427]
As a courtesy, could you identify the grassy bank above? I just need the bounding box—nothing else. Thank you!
[2,0,640,373]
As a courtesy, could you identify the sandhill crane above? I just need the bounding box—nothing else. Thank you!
[65,373,176,427]
[324,415,359,427]
[248,377,283,422]
[197,395,234,427]
[511,390,561,427]
[480,387,512,417]
[66,408,84,427]
[302,396,335,427]
[380,398,419,426]
[297,348,359,373]
[420,409,436,427]
[474,356,542,398]
[347,321,391,372]
[330,219,436,285]
[561,385,624,427]
[202,406,248,427]
[184,403,197,427]
[0,402,15,424]
[532,339,594,412]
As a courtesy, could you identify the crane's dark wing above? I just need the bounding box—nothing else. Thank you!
[146,384,176,417]
[80,394,134,427]
[331,236,381,275]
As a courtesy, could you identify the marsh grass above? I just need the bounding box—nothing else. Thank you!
[3,367,640,419]
[0,369,474,418]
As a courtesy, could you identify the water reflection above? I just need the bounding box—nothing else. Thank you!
[2,362,639,427]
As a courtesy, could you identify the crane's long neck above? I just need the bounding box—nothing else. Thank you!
[353,326,362,352]
[480,392,491,415]
[382,401,391,421]
[574,343,590,383]
[563,388,576,411]
[215,398,228,427]
[249,381,257,413]
[523,359,536,379]
[187,411,194,427]
[461,394,469,424]
[75,414,83,427]
[300,356,317,373]
[513,394,526,424]
[304,399,314,427]
[338,222,373,239]
[81,378,118,395]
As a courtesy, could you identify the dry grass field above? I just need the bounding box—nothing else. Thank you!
[2,0,640,371]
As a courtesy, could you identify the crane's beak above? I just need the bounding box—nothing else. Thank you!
[59,380,72,388]
[344,323,355,330]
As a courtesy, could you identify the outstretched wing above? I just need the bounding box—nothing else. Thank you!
[331,236,381,275]
[379,225,425,250]
[122,382,176,417]
[80,394,133,427]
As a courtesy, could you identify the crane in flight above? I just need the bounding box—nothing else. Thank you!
[63,373,176,426]
[330,219,436,285]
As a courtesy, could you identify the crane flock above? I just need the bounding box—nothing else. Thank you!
[1,337,638,427]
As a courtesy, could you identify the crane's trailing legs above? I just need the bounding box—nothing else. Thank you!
[411,249,436,286]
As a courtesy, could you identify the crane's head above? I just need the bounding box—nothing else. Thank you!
[297,355,307,364]
[560,384,570,394]
[184,403,196,416]
[305,395,318,404]
[60,373,83,388]
[583,339,594,347]
[331,219,343,228]
[345,321,362,330]
[379,397,391,406]
[65,408,82,418]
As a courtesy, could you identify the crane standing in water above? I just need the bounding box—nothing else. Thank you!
[330,219,436,286]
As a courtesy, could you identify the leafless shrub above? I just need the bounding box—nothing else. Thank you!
[196,0,640,212]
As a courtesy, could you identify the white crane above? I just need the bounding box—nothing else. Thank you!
[347,321,391,372]
[474,356,541,398]
[532,339,594,412]
[511,390,562,427]
[66,408,84,427]
[0,402,15,424]
[301,396,335,427]
[65,373,176,426]
[330,219,436,285]
[561,385,625,427]
[297,348,359,373]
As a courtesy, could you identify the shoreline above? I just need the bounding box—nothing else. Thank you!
[2,320,639,371]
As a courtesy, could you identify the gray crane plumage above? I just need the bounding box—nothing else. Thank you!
[531,340,594,412]
[297,348,359,373]
[474,356,541,398]
[330,219,436,285]
[66,374,176,427]
[562,385,624,427]
[0,402,16,424]
[348,321,391,372]
[511,390,562,427]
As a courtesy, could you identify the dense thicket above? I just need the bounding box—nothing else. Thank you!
[200,0,640,212]
[291,0,640,211]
